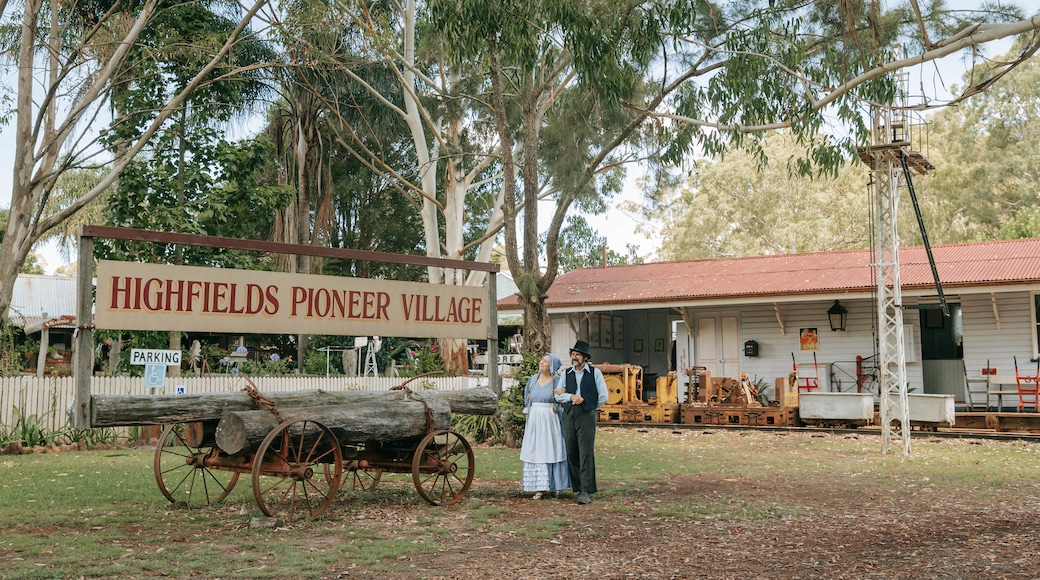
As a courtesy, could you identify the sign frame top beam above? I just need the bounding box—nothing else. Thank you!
[80,225,499,273]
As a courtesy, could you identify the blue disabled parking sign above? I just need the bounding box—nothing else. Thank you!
[144,363,166,389]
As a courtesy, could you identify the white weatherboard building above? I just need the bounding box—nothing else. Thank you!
[499,238,1040,408]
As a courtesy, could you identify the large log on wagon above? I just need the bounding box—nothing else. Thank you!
[90,387,498,427]
[213,398,452,455]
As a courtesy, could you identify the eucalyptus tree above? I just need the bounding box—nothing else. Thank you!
[649,132,871,260]
[546,215,643,272]
[260,0,506,372]
[428,0,1040,353]
[100,0,282,262]
[0,0,273,319]
[913,36,1040,242]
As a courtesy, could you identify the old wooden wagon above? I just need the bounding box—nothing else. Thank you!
[92,379,497,520]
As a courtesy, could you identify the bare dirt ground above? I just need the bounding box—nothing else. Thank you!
[8,430,1040,579]
[353,475,1040,580]
[320,430,1040,580]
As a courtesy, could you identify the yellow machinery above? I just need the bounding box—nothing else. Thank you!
[597,363,681,423]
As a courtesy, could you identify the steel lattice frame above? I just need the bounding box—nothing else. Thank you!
[871,109,912,456]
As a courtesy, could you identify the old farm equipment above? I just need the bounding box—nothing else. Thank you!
[596,363,681,423]
[792,352,821,394]
[680,367,796,427]
[93,379,497,521]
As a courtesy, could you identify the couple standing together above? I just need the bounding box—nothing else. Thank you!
[520,340,607,505]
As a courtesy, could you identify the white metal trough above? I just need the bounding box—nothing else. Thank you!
[886,393,956,427]
[798,392,874,426]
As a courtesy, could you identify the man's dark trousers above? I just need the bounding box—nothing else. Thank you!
[562,405,597,494]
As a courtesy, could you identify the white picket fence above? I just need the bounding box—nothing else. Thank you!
[0,374,499,432]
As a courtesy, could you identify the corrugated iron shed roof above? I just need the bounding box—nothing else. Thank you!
[8,275,79,332]
[499,238,1040,310]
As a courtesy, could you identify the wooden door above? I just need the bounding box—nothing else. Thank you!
[697,315,740,377]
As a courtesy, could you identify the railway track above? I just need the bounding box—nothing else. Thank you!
[607,411,1040,442]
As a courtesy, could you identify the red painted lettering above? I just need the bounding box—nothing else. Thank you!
[227,283,245,314]
[187,280,203,312]
[245,284,264,315]
[202,281,212,312]
[314,288,331,318]
[350,291,362,318]
[363,291,376,319]
[110,276,135,310]
[376,292,389,320]
[290,286,307,317]
[143,278,163,311]
[165,279,186,312]
[212,282,229,313]
[264,285,279,315]
[401,293,416,320]
[332,290,347,319]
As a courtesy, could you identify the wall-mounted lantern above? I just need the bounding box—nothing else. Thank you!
[827,300,848,332]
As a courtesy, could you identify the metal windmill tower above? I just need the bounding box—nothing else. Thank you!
[856,68,936,455]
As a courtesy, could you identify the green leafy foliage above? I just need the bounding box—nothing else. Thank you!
[913,37,1040,243]
[450,414,502,444]
[238,357,293,376]
[9,407,54,447]
[100,134,293,268]
[411,343,446,376]
[0,321,26,376]
[649,131,871,259]
[497,352,543,444]
[543,215,644,271]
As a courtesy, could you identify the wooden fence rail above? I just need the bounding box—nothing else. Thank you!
[0,375,511,432]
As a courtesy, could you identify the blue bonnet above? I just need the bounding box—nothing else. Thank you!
[546,353,562,375]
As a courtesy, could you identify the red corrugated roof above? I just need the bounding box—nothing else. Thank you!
[498,238,1040,310]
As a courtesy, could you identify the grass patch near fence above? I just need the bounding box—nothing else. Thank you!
[1,428,1040,578]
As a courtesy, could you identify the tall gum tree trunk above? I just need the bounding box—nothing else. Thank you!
[520,298,551,355]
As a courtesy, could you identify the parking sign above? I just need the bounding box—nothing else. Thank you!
[144,363,166,389]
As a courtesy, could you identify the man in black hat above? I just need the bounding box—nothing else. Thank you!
[554,339,607,505]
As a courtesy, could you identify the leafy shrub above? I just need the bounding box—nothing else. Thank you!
[10,407,53,447]
[395,343,445,378]
[0,321,24,376]
[63,427,119,447]
[303,352,340,375]
[240,355,293,376]
[451,414,502,444]
[413,343,445,375]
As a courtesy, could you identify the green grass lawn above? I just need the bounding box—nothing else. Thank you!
[2,428,1039,578]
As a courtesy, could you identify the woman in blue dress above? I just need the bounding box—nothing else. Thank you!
[520,353,570,498]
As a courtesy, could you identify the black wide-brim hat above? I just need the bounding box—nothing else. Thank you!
[569,339,592,359]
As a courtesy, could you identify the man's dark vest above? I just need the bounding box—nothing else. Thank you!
[564,366,599,411]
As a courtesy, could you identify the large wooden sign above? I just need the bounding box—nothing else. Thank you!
[95,261,488,339]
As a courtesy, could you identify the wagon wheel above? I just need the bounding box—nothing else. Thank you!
[324,465,381,495]
[349,467,382,492]
[251,419,343,520]
[411,430,474,505]
[154,423,239,508]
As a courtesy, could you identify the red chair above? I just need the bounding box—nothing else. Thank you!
[1014,356,1040,413]
[792,352,820,393]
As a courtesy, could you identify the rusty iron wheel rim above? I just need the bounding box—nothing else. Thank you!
[251,419,343,521]
[153,423,239,508]
[411,430,474,506]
